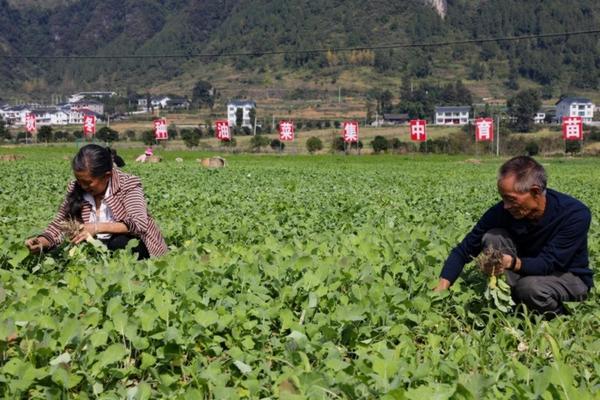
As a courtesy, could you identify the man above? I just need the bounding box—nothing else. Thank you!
[435,156,593,315]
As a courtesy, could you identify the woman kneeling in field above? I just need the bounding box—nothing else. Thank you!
[25,144,168,259]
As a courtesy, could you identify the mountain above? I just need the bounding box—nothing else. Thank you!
[0,0,599,103]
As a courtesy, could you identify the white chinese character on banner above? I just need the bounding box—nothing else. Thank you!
[564,118,581,139]
[217,122,230,140]
[344,122,358,142]
[279,122,294,140]
[84,116,95,135]
[477,120,492,140]
[411,122,425,140]
[154,119,168,139]
[26,114,36,133]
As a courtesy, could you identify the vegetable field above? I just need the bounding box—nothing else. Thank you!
[1,148,599,399]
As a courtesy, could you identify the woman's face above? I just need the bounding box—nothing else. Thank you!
[74,169,111,196]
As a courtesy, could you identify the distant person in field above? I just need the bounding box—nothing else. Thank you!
[435,156,592,315]
[25,144,168,259]
[135,147,153,163]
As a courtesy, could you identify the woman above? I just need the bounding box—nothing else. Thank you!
[25,144,168,259]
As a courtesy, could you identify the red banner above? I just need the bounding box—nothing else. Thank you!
[475,117,494,142]
[83,115,96,137]
[25,113,36,133]
[154,118,168,140]
[409,119,427,142]
[278,121,295,141]
[342,121,359,143]
[215,120,231,141]
[562,117,583,141]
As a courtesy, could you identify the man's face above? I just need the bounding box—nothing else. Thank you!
[497,174,542,220]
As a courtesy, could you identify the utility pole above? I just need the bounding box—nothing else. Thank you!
[338,87,341,104]
[496,114,500,157]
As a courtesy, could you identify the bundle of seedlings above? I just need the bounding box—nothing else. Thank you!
[59,218,105,254]
[476,248,515,312]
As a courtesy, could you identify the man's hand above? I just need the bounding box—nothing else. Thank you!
[501,253,520,272]
[25,236,50,253]
[434,278,451,292]
[70,224,96,245]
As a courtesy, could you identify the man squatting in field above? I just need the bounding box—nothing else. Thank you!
[25,144,168,259]
[435,156,593,315]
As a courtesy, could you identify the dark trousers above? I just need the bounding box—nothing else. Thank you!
[100,234,150,260]
[482,228,589,315]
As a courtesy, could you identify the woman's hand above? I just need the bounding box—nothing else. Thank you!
[71,223,96,244]
[25,236,50,253]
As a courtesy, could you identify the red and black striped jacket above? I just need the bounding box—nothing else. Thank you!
[40,169,168,257]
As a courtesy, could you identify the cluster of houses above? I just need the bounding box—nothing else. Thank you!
[0,91,192,127]
[0,97,105,127]
[375,97,596,126]
[1,91,596,129]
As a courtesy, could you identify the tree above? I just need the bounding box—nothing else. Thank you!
[270,139,284,152]
[125,130,137,141]
[248,108,256,130]
[331,136,346,152]
[507,89,541,133]
[249,134,270,152]
[306,136,323,154]
[371,136,389,154]
[97,127,119,143]
[221,137,237,148]
[469,62,485,80]
[191,80,214,109]
[506,61,519,90]
[181,129,200,148]
[167,123,178,139]
[235,108,243,128]
[525,141,539,156]
[141,130,155,146]
[38,125,53,142]
[377,90,393,115]
[0,117,8,141]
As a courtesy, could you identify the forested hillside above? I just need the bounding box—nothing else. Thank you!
[0,0,599,102]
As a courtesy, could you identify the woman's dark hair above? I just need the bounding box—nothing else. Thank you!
[110,148,126,167]
[66,144,113,219]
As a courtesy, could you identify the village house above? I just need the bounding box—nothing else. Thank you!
[227,99,256,128]
[555,97,595,124]
[371,113,410,126]
[0,105,33,125]
[68,91,116,103]
[434,106,470,125]
[32,108,70,125]
[70,99,104,115]
[0,103,102,127]
[137,95,190,112]
[534,111,546,124]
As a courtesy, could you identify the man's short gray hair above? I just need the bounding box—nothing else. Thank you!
[498,156,547,193]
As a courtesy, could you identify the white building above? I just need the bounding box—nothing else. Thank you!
[534,111,546,124]
[555,97,594,124]
[70,99,104,115]
[434,106,470,125]
[2,104,101,126]
[227,100,256,128]
[0,105,32,125]
[32,108,71,125]
[68,91,116,103]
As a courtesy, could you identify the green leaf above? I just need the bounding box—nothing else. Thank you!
[95,343,128,371]
[233,360,252,375]
[49,352,71,366]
